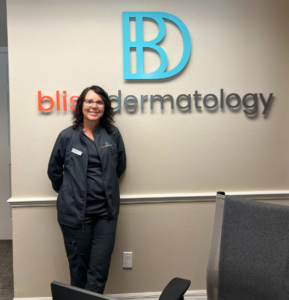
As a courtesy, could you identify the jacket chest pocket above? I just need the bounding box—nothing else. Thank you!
[68,147,85,168]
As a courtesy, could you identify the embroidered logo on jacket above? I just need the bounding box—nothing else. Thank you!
[102,142,112,148]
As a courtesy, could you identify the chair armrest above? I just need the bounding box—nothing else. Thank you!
[159,277,191,300]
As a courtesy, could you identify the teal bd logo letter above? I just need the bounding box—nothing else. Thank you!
[122,12,191,80]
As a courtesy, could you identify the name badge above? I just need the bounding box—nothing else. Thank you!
[71,148,82,156]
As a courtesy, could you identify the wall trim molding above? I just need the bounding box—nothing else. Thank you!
[0,47,8,52]
[7,191,289,207]
[13,290,207,300]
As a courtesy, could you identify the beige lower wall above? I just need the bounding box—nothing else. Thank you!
[12,198,289,298]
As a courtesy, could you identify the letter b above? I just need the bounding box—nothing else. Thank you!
[122,12,191,80]
[38,91,54,112]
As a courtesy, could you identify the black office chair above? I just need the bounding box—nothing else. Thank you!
[207,192,289,300]
[52,277,191,300]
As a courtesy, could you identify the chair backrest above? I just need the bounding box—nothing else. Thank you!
[206,193,225,300]
[207,194,289,300]
[51,281,117,300]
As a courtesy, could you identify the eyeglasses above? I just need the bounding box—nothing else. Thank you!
[84,100,104,107]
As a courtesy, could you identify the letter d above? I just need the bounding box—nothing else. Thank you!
[109,90,121,111]
[38,91,54,112]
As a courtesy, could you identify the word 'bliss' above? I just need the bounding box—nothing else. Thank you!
[38,89,274,115]
[38,91,78,111]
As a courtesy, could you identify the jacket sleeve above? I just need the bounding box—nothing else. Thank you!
[47,131,67,193]
[115,130,126,178]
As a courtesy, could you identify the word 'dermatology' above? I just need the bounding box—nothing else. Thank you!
[110,89,273,115]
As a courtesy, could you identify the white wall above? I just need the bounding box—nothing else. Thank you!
[7,0,289,198]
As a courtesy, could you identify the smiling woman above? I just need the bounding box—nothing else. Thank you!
[83,91,104,121]
[47,85,126,294]
[73,86,115,134]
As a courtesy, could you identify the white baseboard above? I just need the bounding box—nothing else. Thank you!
[14,290,207,300]
[109,290,207,300]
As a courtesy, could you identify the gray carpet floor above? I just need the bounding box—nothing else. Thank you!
[0,240,13,300]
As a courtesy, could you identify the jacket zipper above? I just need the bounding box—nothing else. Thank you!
[81,133,88,233]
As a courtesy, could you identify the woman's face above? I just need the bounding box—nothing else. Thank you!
[82,90,105,124]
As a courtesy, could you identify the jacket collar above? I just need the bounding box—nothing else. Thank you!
[76,123,103,137]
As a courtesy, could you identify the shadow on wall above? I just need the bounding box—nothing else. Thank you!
[0,0,8,47]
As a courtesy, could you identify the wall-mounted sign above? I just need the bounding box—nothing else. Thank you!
[122,12,191,80]
[38,89,273,115]
[37,12,274,116]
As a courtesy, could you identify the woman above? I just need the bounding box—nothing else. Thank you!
[48,85,126,293]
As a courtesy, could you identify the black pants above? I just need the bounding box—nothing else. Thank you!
[60,215,117,294]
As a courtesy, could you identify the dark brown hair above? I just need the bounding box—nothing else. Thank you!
[72,85,114,132]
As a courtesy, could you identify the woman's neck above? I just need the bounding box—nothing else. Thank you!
[82,119,100,134]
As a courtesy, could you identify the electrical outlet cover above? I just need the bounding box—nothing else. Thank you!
[123,252,133,268]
